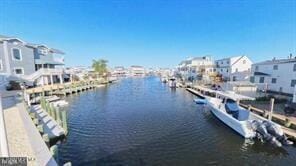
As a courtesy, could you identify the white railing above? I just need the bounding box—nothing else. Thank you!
[0,94,9,156]
[53,57,65,64]
[24,68,64,81]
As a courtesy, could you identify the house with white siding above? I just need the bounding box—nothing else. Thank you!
[250,56,296,95]
[0,35,66,88]
[130,65,145,77]
[112,66,127,77]
[215,55,252,81]
[177,56,215,81]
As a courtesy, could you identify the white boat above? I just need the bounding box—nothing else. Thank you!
[206,91,292,146]
[207,97,256,138]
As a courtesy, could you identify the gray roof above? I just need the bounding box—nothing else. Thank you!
[254,58,296,65]
[0,34,65,54]
[26,43,65,54]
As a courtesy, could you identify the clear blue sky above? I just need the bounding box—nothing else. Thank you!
[0,0,295,68]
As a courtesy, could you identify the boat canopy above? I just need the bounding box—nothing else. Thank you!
[216,91,255,101]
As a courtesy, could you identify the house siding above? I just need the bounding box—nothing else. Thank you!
[6,40,36,75]
[251,61,296,94]
[0,42,8,73]
[34,47,57,63]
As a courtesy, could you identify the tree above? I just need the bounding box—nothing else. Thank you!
[92,59,108,79]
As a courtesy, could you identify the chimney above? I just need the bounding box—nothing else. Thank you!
[289,53,293,59]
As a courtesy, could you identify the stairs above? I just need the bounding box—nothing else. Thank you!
[23,68,64,82]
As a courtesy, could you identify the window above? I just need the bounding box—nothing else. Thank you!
[235,68,238,72]
[39,49,48,55]
[221,61,223,64]
[255,66,259,71]
[14,68,24,75]
[243,60,246,64]
[0,59,3,71]
[227,61,229,64]
[250,76,255,83]
[259,77,265,83]
[233,76,236,81]
[291,80,296,87]
[273,65,278,70]
[226,69,228,73]
[11,48,22,61]
[221,69,223,72]
[293,64,296,71]
[271,78,277,84]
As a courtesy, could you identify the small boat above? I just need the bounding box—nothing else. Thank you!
[168,77,177,88]
[194,98,207,104]
[207,93,293,147]
[161,77,168,83]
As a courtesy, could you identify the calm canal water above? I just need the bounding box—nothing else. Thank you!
[59,77,296,165]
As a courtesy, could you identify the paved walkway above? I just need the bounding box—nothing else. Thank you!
[2,90,57,165]
[3,96,37,165]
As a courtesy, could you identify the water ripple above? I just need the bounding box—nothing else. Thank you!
[58,77,296,166]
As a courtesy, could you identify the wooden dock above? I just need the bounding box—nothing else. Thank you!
[186,87,296,141]
[24,80,106,106]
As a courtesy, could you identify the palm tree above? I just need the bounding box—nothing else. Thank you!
[92,59,108,80]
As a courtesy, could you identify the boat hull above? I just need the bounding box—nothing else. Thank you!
[208,104,255,138]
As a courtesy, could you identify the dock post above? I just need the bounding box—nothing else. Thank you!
[268,98,274,121]
[43,134,50,146]
[247,105,252,111]
[61,110,68,135]
[50,145,58,160]
[55,106,62,126]
[50,87,53,96]
[26,92,31,106]
[50,104,56,120]
[42,88,45,97]
[37,124,44,134]
[63,85,66,96]
[33,118,39,125]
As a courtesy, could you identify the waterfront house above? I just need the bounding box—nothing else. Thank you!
[0,35,66,87]
[215,55,252,81]
[177,56,215,82]
[130,65,145,76]
[112,66,127,77]
[250,56,296,95]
